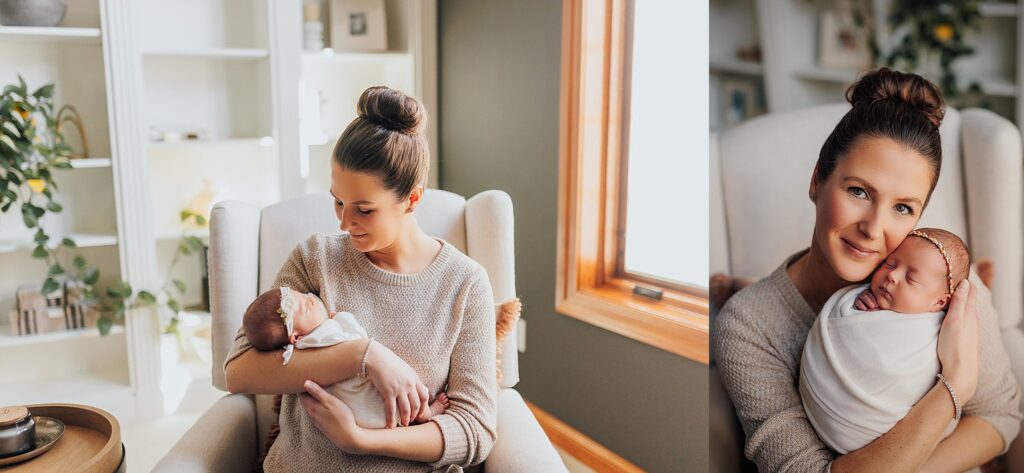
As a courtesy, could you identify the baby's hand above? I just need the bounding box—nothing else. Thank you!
[854,289,879,311]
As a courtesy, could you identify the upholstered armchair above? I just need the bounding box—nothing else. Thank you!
[710,104,1024,471]
[153,189,565,472]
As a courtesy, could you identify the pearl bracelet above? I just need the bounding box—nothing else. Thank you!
[360,338,374,378]
[936,373,962,422]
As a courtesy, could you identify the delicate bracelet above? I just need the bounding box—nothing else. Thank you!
[360,338,374,378]
[936,373,962,421]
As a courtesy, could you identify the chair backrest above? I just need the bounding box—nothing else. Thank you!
[209,188,520,391]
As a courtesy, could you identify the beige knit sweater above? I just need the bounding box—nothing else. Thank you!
[712,250,1022,473]
[224,233,497,472]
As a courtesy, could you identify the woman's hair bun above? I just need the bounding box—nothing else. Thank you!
[846,67,945,128]
[356,86,426,135]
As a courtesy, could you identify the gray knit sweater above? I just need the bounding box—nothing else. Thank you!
[225,233,497,472]
[712,250,1022,473]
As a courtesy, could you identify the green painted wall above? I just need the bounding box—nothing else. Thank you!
[437,1,708,471]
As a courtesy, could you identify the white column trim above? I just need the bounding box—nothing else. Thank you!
[269,0,303,199]
[100,0,164,420]
[412,0,439,188]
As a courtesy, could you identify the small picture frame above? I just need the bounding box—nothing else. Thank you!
[722,79,760,127]
[818,10,872,71]
[330,0,388,52]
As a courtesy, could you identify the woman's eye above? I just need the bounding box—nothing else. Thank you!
[357,208,373,216]
[335,201,343,207]
[848,187,868,199]
[895,203,914,216]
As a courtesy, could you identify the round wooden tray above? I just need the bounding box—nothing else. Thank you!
[0,404,122,473]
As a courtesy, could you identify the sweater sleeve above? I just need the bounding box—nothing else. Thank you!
[430,269,498,468]
[713,299,834,473]
[961,271,1022,454]
[223,240,316,370]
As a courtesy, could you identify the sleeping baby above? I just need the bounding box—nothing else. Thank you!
[799,228,969,453]
[242,287,449,428]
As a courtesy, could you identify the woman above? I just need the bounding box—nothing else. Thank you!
[225,86,497,472]
[712,68,1021,472]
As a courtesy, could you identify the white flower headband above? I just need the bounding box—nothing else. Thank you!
[278,286,300,365]
[908,230,955,295]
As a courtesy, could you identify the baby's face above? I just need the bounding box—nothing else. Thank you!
[289,289,330,338]
[869,237,951,313]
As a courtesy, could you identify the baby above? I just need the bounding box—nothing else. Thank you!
[242,287,449,428]
[799,228,969,454]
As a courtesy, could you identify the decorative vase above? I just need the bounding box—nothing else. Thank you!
[0,0,67,27]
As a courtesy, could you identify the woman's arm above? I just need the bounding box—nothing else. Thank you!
[225,337,368,394]
[919,416,1003,473]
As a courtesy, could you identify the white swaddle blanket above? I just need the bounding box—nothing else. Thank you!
[799,284,955,453]
[288,312,388,429]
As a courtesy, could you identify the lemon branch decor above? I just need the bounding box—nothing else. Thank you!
[2,77,202,336]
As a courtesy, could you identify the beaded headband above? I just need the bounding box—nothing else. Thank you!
[908,230,955,294]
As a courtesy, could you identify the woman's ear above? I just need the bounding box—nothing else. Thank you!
[933,293,952,312]
[809,164,820,202]
[406,185,424,213]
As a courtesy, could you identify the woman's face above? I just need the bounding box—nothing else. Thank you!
[810,136,933,282]
[330,161,415,252]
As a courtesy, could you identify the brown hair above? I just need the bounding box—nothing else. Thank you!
[817,68,946,204]
[332,86,429,199]
[242,288,289,351]
[910,227,971,292]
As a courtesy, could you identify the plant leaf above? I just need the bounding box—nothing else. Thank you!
[73,255,86,269]
[46,201,62,212]
[41,277,59,295]
[48,263,64,276]
[61,237,75,248]
[82,267,99,285]
[32,245,47,259]
[97,317,112,336]
[137,290,156,305]
[172,279,186,294]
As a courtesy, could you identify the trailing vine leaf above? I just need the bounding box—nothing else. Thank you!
[172,279,186,294]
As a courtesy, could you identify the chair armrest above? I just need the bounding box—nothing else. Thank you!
[485,389,567,473]
[152,394,258,473]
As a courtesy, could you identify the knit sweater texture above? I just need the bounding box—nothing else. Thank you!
[225,233,497,472]
[712,250,1021,473]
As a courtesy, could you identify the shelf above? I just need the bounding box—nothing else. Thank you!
[794,66,860,84]
[155,228,210,242]
[148,137,274,149]
[302,49,413,65]
[979,2,1017,17]
[0,26,101,44]
[710,58,763,76]
[0,325,124,349]
[142,48,269,60]
[67,158,112,169]
[0,232,118,254]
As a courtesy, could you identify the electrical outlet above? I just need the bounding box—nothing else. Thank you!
[517,318,526,353]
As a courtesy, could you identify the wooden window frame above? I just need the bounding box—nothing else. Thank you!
[556,0,709,364]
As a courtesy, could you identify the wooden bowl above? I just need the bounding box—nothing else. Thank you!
[0,404,121,473]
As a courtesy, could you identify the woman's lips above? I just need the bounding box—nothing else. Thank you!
[841,238,877,259]
[351,233,368,239]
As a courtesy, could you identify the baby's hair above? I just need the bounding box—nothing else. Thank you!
[243,288,289,351]
[909,227,970,292]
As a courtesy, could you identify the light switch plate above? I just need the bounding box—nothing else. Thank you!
[517,318,526,353]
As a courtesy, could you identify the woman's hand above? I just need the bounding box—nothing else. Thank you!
[364,341,431,428]
[937,280,980,405]
[299,380,365,453]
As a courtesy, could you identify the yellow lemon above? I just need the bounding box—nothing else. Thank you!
[934,24,954,43]
[27,179,45,193]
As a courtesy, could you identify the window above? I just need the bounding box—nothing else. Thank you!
[556,0,708,363]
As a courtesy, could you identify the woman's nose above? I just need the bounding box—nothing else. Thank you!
[857,208,884,241]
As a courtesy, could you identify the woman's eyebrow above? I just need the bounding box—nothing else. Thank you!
[328,190,373,205]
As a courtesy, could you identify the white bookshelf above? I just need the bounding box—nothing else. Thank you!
[0,26,101,43]
[712,0,1024,132]
[142,48,270,60]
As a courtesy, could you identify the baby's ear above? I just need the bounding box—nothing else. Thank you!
[934,293,952,312]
